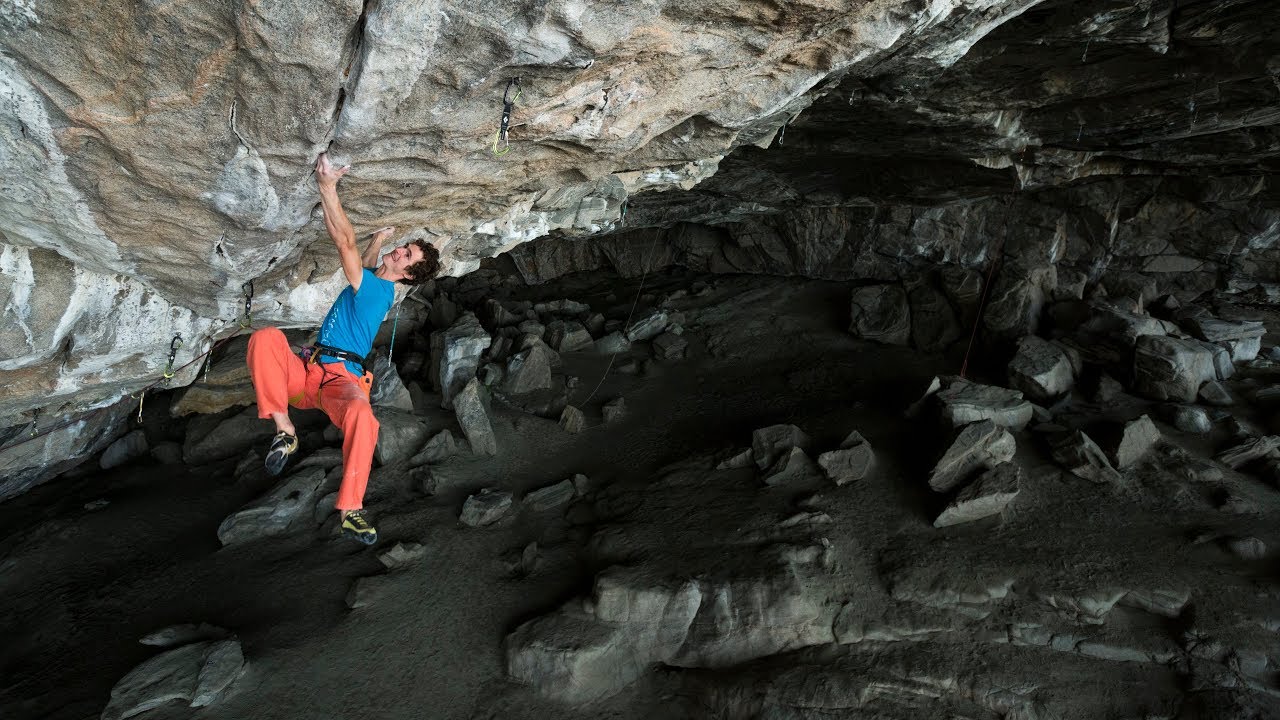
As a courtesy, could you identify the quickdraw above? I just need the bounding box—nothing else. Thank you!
[492,78,522,157]
[240,280,254,329]
[162,334,183,380]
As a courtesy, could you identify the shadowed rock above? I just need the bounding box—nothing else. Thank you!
[101,640,245,719]
[929,420,1016,493]
[216,468,328,546]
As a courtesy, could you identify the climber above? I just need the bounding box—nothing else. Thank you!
[245,152,440,545]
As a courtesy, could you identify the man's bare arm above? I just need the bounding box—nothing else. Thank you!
[315,153,364,292]
[362,226,396,269]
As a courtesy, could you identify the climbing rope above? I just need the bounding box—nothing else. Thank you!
[492,78,521,157]
[388,302,402,363]
[579,230,663,406]
[958,195,1016,379]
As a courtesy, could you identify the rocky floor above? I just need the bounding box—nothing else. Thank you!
[2,269,1279,720]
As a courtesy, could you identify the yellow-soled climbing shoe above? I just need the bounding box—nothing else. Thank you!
[341,510,378,545]
[264,431,298,477]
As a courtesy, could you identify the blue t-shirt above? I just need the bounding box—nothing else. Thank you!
[317,268,396,375]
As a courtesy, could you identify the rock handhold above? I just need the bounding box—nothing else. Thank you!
[526,478,576,510]
[460,489,514,527]
[934,462,1021,527]
[1048,430,1122,483]
[936,377,1034,431]
[454,379,498,456]
[559,405,586,433]
[849,284,910,345]
[1132,335,1219,403]
[1007,335,1074,402]
[762,447,822,486]
[929,420,1016,493]
[216,468,328,546]
[100,640,245,720]
[378,542,427,570]
[817,432,875,485]
[752,424,813,470]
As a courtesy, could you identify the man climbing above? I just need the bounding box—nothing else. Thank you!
[245,153,439,545]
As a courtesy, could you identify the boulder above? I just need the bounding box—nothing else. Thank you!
[372,410,430,465]
[934,463,1021,527]
[1215,436,1280,469]
[652,332,688,361]
[1048,430,1122,483]
[378,542,427,570]
[369,356,414,412]
[101,430,149,470]
[559,405,586,433]
[460,489,514,527]
[503,343,556,395]
[762,447,822,486]
[101,640,245,720]
[928,420,1016,493]
[936,378,1034,431]
[436,312,492,410]
[1197,381,1235,406]
[216,468,328,546]
[816,431,875,485]
[138,623,228,648]
[625,309,669,342]
[150,441,183,465]
[1168,405,1212,434]
[1101,415,1161,470]
[1179,315,1265,344]
[545,320,594,352]
[535,299,591,316]
[1132,335,1218,403]
[183,407,274,465]
[602,397,627,423]
[526,478,576,510]
[752,424,813,470]
[409,429,462,466]
[849,284,910,345]
[1007,336,1074,402]
[593,331,632,355]
[454,379,498,456]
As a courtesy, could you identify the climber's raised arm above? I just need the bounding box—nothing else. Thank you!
[362,226,395,269]
[314,153,364,292]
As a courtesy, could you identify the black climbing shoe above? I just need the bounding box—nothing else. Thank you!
[264,431,298,476]
[341,510,378,545]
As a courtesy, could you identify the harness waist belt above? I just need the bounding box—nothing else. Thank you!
[311,343,368,367]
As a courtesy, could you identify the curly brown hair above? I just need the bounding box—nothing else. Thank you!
[400,239,440,285]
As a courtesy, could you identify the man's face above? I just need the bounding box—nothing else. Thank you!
[384,243,424,276]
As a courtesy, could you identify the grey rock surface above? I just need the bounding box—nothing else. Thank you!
[372,410,430,465]
[752,424,813,470]
[100,430,149,470]
[849,284,910,345]
[1049,431,1122,484]
[454,379,497,456]
[934,462,1021,527]
[929,420,1016,493]
[437,313,492,410]
[936,378,1034,431]
[101,640,244,720]
[1007,335,1074,402]
[460,489,514,527]
[216,468,328,545]
[1133,336,1218,403]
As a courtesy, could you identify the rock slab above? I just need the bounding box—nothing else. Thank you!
[934,462,1021,527]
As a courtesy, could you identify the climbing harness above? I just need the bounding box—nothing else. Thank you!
[240,280,254,329]
[162,334,183,380]
[492,78,522,157]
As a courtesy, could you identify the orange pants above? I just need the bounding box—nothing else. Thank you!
[246,327,378,511]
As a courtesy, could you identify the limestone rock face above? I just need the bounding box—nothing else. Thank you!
[5,0,1280,501]
[849,285,910,346]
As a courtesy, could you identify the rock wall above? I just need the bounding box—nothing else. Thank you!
[2,0,1280,495]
